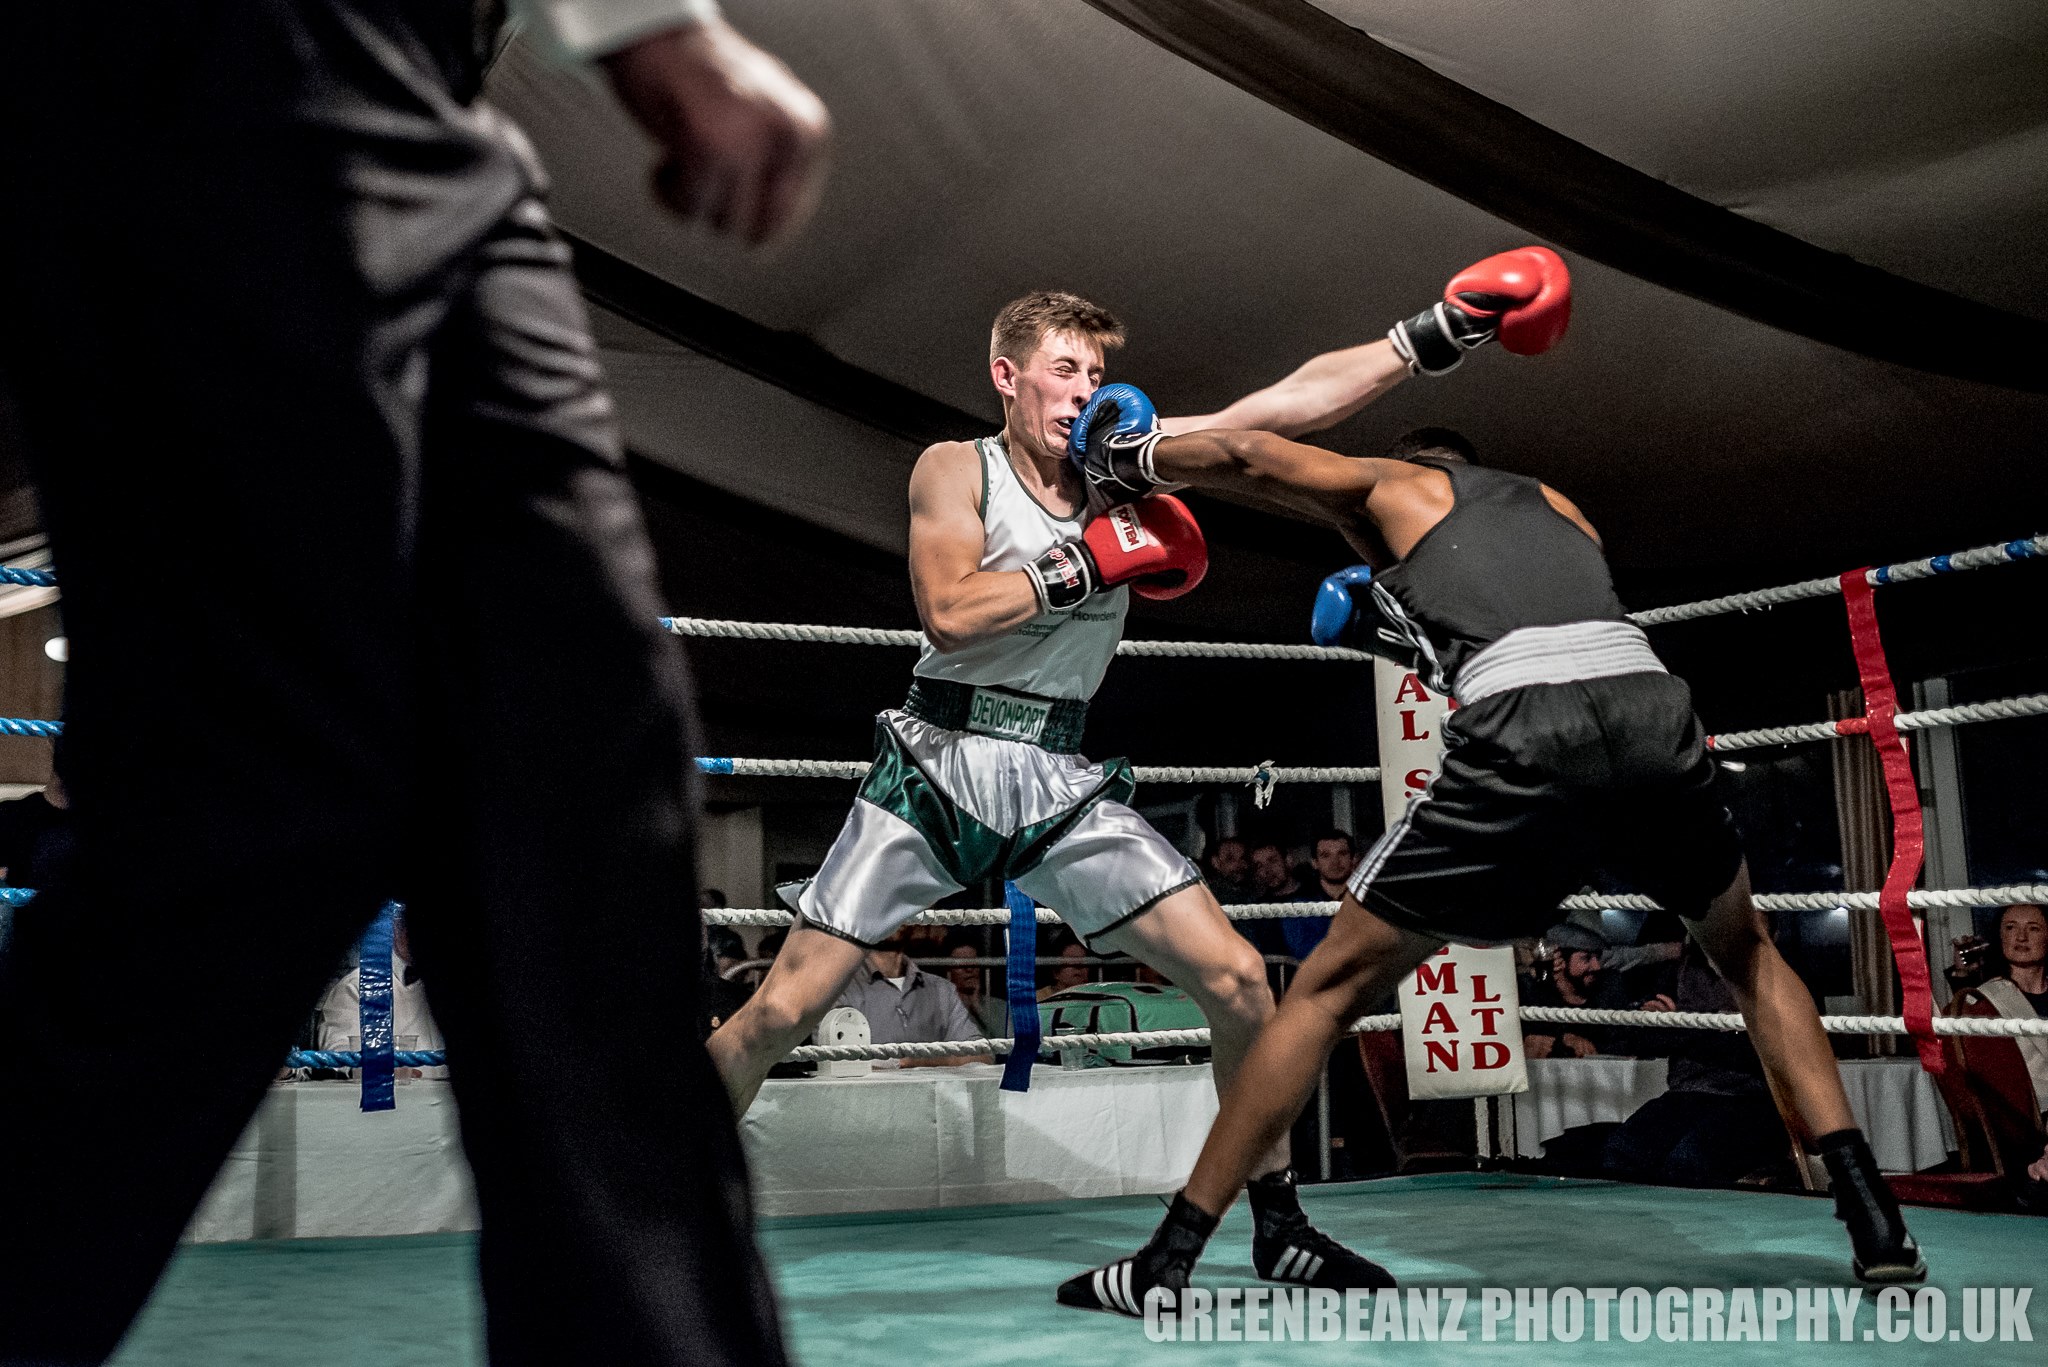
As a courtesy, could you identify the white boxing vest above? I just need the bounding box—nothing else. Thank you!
[912,436,1128,701]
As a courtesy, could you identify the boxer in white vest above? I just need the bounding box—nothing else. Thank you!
[716,258,1562,1298]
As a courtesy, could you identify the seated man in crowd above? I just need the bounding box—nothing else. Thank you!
[833,936,992,1068]
[1519,922,1628,1058]
[1599,936,1789,1187]
[1282,830,1359,961]
[943,935,1010,1038]
[1203,836,1251,905]
[315,908,445,1078]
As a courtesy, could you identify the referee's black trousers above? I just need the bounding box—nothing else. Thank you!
[0,3,787,1363]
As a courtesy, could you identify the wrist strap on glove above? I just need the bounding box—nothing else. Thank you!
[1028,539,1097,612]
[1389,303,1495,376]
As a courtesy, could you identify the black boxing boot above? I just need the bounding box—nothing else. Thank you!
[1248,1168,1397,1291]
[1056,1192,1218,1318]
[1817,1129,1926,1284]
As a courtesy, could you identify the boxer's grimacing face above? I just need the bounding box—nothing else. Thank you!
[992,328,1105,464]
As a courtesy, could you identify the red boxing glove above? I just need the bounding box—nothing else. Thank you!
[1389,246,1572,374]
[1447,246,1571,356]
[1026,495,1209,612]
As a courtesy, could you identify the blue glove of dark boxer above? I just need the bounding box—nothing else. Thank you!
[1067,383,1163,504]
[1310,565,1375,648]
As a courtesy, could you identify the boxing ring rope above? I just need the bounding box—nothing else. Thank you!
[276,1004,2048,1074]
[691,883,2048,931]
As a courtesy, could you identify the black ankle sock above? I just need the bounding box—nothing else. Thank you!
[1150,1192,1221,1265]
[1814,1128,1865,1155]
[1246,1169,1305,1236]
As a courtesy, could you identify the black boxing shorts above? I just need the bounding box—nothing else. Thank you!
[1349,670,1743,944]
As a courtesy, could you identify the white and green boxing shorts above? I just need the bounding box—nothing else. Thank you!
[781,683,1200,948]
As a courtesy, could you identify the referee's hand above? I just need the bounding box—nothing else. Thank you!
[602,18,831,246]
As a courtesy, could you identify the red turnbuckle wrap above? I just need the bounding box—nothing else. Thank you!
[1839,569,1943,1073]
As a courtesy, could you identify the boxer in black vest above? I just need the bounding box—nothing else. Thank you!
[1055,395,1922,1316]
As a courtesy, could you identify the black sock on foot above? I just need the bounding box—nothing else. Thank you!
[1816,1129,1925,1284]
[1055,1192,1219,1317]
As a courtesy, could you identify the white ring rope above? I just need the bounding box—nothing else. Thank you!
[1709,693,2048,752]
[705,883,2048,931]
[666,533,2043,654]
[664,616,1373,661]
[780,1007,2048,1062]
[1629,533,2047,626]
[709,758,1379,785]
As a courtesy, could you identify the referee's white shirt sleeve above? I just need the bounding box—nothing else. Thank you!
[513,0,721,62]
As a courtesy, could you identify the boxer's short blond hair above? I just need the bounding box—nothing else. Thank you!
[989,291,1125,366]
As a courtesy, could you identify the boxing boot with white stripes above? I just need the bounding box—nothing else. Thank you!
[1056,1192,1218,1318]
[1247,1168,1396,1292]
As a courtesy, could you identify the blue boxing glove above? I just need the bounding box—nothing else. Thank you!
[1310,565,1376,648]
[1068,383,1166,503]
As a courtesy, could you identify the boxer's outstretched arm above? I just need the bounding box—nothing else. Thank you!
[1161,341,1409,439]
[1149,430,1389,528]
[908,442,1042,652]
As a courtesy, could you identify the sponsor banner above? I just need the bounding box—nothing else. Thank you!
[1373,658,1451,827]
[1142,1285,2036,1346]
[1398,943,1527,1099]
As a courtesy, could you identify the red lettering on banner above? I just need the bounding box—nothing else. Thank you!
[1420,1001,1458,1034]
[1394,674,1432,704]
[1472,1007,1505,1035]
[1400,710,1431,741]
[1471,975,1500,1004]
[1405,768,1431,794]
[1413,961,1456,995]
[1423,1041,1458,1073]
[1472,1042,1510,1070]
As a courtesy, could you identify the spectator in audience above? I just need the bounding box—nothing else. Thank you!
[315,909,445,1078]
[706,927,751,985]
[1598,937,1787,1187]
[1520,923,1628,1058]
[1946,903,2047,1132]
[1281,830,1357,960]
[1203,835,1251,904]
[699,926,751,1041]
[1038,937,1092,1000]
[944,937,1010,1038]
[834,937,991,1067]
[1230,840,1299,959]
[699,887,728,910]
[0,770,74,890]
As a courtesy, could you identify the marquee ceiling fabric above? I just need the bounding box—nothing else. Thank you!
[484,1,2048,632]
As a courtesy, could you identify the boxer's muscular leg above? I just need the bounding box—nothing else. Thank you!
[1681,861,1854,1141]
[1099,883,1294,1176]
[709,926,869,1113]
[1179,895,1440,1216]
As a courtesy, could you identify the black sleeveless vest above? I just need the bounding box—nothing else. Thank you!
[1366,460,1625,693]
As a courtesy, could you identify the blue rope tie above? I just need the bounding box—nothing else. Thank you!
[288,1050,446,1069]
[0,888,34,906]
[0,566,56,587]
[698,758,735,775]
[0,719,62,738]
[2008,539,2038,560]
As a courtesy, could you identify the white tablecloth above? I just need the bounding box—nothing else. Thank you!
[1510,1056,1955,1172]
[185,1080,476,1244]
[743,1061,1217,1217]
[184,1063,1218,1240]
